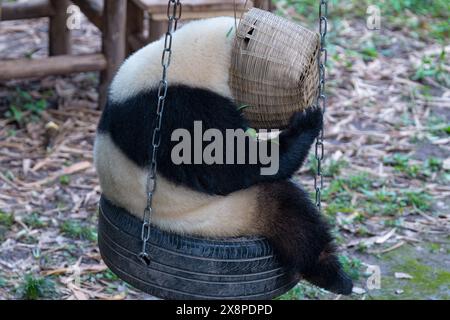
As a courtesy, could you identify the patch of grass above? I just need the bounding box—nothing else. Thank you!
[23,212,47,229]
[400,190,432,211]
[426,115,449,138]
[4,88,48,126]
[339,255,363,281]
[0,210,14,227]
[325,198,355,217]
[383,153,421,178]
[323,173,374,217]
[362,187,432,216]
[412,51,449,87]
[308,155,348,178]
[424,157,443,173]
[360,46,378,62]
[325,159,348,177]
[277,282,328,300]
[18,274,56,300]
[280,0,448,44]
[99,269,119,282]
[60,220,97,242]
[59,175,71,186]
[277,284,305,300]
[391,257,450,298]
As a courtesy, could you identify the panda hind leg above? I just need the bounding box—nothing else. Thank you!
[256,181,353,295]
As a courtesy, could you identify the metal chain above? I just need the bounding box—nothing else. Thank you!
[314,0,328,211]
[139,0,182,265]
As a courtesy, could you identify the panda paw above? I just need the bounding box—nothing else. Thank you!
[283,107,323,139]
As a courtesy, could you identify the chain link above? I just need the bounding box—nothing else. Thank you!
[315,0,328,211]
[139,0,182,265]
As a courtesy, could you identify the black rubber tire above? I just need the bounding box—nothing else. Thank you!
[98,196,299,300]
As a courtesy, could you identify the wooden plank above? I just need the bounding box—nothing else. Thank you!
[99,0,127,109]
[254,0,275,11]
[127,0,145,54]
[71,0,103,30]
[0,0,54,21]
[133,0,252,14]
[49,0,72,56]
[128,33,148,52]
[150,10,248,21]
[0,54,107,80]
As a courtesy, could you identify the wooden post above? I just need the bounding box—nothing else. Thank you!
[99,0,127,109]
[49,0,71,56]
[71,0,104,30]
[127,0,145,55]
[149,19,168,43]
[254,0,275,11]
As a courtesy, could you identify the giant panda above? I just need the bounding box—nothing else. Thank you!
[94,17,353,295]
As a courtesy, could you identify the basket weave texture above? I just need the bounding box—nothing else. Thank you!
[230,8,320,129]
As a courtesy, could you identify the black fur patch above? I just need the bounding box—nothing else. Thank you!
[257,180,353,295]
[98,85,322,195]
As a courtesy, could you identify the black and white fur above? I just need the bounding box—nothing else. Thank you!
[95,17,353,295]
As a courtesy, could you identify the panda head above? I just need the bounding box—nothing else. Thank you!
[109,17,237,104]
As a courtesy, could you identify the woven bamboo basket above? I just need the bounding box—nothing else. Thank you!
[230,8,320,129]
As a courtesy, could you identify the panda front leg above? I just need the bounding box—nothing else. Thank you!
[256,180,354,295]
[273,107,324,181]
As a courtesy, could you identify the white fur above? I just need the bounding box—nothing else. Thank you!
[97,17,262,237]
[110,17,236,103]
[94,134,259,237]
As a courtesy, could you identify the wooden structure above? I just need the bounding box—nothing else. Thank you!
[0,0,273,109]
[0,0,126,109]
[127,0,273,50]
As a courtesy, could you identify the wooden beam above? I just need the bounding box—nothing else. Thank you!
[134,0,252,13]
[128,33,148,53]
[254,0,274,10]
[0,54,107,81]
[149,19,168,42]
[49,0,72,56]
[126,0,145,55]
[0,0,55,21]
[99,0,127,109]
[150,10,248,21]
[71,0,103,30]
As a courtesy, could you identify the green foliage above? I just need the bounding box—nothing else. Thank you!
[384,153,445,179]
[412,51,449,87]
[308,155,348,178]
[23,213,47,229]
[0,211,14,227]
[282,0,448,43]
[323,173,372,216]
[226,26,234,38]
[360,46,378,62]
[18,274,56,300]
[277,282,329,300]
[4,88,49,126]
[100,269,120,282]
[339,255,363,280]
[60,220,97,242]
[325,159,348,177]
[400,191,432,211]
[362,188,432,215]
[59,175,71,186]
[383,153,421,178]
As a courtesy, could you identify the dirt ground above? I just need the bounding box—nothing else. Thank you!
[0,1,449,300]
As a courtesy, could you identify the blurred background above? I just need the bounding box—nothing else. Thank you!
[0,0,448,300]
